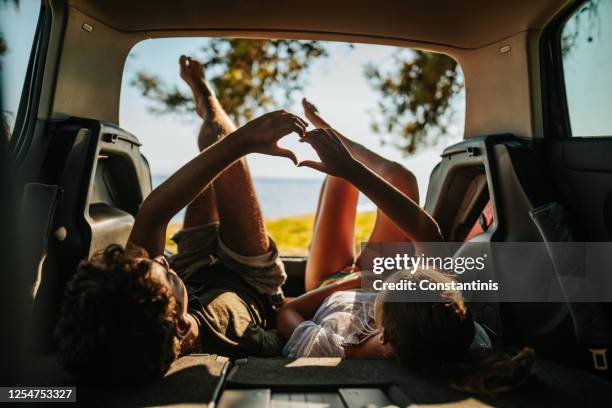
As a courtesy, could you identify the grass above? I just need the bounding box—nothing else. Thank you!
[165,211,377,256]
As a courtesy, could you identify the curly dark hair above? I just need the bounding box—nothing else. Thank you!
[54,244,179,384]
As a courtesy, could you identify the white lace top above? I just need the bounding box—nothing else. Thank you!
[282,289,492,358]
[282,290,379,358]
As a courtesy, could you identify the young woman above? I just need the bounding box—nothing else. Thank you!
[276,102,534,394]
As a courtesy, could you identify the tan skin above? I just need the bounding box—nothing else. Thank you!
[129,56,307,355]
[277,102,443,358]
[301,99,423,291]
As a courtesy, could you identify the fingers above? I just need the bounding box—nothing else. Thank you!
[322,128,345,149]
[283,111,309,130]
[272,146,298,165]
[297,160,327,173]
[300,128,343,149]
[276,116,306,138]
[272,111,308,137]
[299,133,325,158]
[264,110,309,129]
[292,122,306,137]
[299,128,327,146]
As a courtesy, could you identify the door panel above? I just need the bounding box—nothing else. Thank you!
[539,0,612,376]
[548,139,612,241]
[30,118,151,352]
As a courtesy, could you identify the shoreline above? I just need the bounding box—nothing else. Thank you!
[165,210,377,256]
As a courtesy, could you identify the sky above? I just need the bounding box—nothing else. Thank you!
[562,0,612,137]
[1,0,40,127]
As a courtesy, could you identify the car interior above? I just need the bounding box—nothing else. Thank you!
[3,0,612,406]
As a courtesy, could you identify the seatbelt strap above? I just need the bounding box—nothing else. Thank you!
[530,202,611,373]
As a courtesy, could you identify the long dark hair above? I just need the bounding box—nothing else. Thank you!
[376,269,535,395]
[54,244,180,384]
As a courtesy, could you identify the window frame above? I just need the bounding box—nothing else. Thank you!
[540,0,600,140]
[7,1,51,164]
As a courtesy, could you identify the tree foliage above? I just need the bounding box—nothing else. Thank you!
[561,0,601,56]
[365,51,463,154]
[131,39,327,125]
[0,0,20,58]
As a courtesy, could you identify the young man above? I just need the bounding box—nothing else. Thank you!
[54,56,307,384]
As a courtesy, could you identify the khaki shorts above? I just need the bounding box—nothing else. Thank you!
[168,222,286,303]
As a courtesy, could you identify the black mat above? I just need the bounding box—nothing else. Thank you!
[227,357,612,407]
[394,359,612,407]
[75,354,229,407]
[227,357,412,387]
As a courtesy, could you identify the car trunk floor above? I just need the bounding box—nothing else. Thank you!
[218,357,612,407]
[33,355,612,407]
[75,354,229,407]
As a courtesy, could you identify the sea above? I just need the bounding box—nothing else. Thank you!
[152,175,375,224]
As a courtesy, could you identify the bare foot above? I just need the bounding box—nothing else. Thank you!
[302,98,362,154]
[179,55,216,120]
[302,98,330,129]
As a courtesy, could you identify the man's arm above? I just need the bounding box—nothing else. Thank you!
[129,111,307,257]
[129,135,244,257]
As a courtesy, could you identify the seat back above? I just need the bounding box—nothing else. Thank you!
[28,118,151,353]
[425,135,574,354]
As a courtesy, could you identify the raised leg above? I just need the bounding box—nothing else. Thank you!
[305,176,359,292]
[356,162,419,268]
[214,159,270,256]
[180,56,220,229]
[302,98,420,269]
[180,56,269,256]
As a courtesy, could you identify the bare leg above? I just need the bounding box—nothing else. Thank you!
[356,164,419,268]
[311,178,327,234]
[302,98,420,268]
[180,56,269,256]
[305,176,359,292]
[182,182,218,229]
[215,161,270,256]
[180,56,219,229]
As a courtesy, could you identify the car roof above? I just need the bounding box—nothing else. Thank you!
[68,0,568,50]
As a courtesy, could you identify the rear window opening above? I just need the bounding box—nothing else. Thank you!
[120,38,466,255]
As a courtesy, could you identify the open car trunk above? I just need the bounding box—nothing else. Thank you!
[5,0,612,405]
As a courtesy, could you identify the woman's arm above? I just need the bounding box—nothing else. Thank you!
[298,128,443,247]
[129,111,307,257]
[276,273,362,340]
[347,162,442,243]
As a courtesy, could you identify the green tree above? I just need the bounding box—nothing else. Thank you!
[365,51,463,154]
[131,39,328,125]
[561,0,601,56]
[0,0,20,58]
